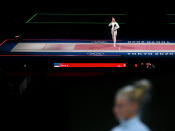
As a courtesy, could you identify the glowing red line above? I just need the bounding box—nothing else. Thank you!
[0,40,7,47]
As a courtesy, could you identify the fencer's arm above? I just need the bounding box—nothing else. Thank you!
[108,22,112,26]
[116,22,120,29]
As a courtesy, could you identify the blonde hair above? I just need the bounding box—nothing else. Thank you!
[112,17,116,22]
[116,79,151,104]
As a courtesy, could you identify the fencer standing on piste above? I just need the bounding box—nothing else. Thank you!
[108,17,120,47]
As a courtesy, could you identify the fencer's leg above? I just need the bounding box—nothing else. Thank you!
[113,38,116,47]
[114,36,116,45]
[111,31,115,47]
[113,35,116,47]
[115,31,119,49]
[112,36,114,44]
[111,31,114,45]
[113,31,117,47]
[115,31,117,43]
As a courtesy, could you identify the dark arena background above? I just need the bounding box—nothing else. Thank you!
[1,1,175,131]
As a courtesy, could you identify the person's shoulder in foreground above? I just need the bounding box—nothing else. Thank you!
[111,116,150,131]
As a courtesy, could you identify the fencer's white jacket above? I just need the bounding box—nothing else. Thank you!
[108,22,120,31]
[111,116,150,131]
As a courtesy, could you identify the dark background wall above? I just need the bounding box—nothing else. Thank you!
[3,71,175,131]
[1,1,175,40]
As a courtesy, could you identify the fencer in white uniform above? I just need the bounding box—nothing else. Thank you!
[108,17,120,47]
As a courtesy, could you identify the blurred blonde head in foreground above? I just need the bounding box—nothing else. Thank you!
[111,79,152,131]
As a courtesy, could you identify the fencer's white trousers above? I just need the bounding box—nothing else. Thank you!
[111,30,117,43]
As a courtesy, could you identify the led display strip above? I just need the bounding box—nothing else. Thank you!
[26,13,38,23]
[54,63,127,67]
[166,14,175,24]
[39,13,128,16]
[25,13,127,24]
